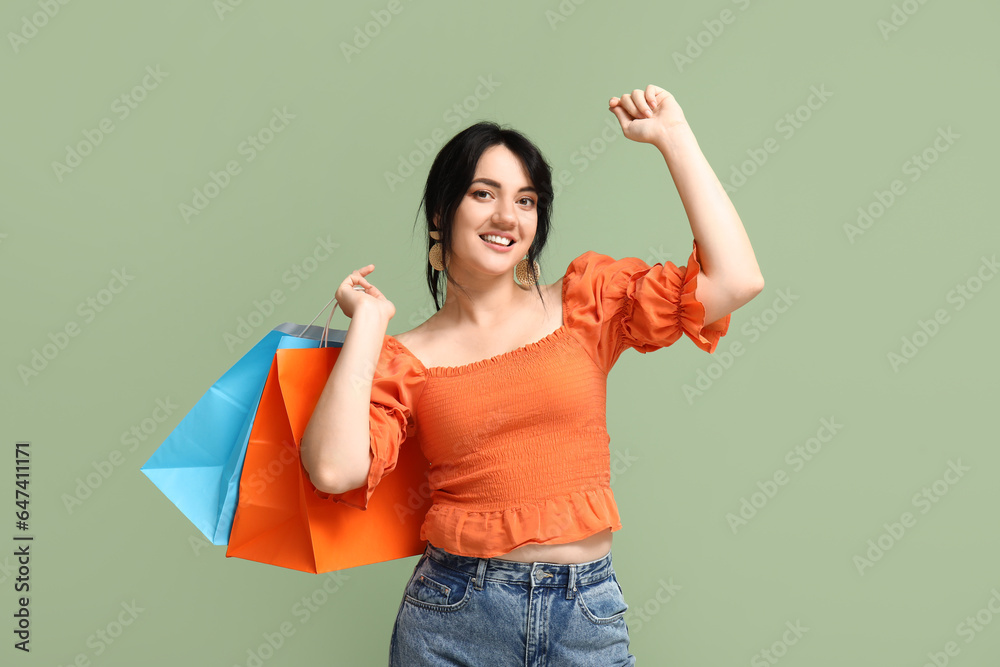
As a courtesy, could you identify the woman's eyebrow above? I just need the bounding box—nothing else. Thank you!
[470,178,537,194]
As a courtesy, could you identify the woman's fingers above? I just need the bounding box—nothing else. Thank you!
[645,84,663,112]
[608,102,632,130]
[351,265,374,285]
[618,90,650,118]
[346,265,387,299]
[632,88,653,117]
[610,85,666,119]
[616,93,638,118]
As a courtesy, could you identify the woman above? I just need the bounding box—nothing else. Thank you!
[301,84,764,665]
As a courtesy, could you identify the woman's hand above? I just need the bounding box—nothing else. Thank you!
[335,264,395,322]
[609,85,689,146]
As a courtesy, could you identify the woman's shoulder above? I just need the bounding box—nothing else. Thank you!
[387,319,438,371]
[388,329,420,358]
[388,309,440,353]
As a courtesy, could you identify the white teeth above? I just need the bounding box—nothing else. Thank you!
[481,234,512,246]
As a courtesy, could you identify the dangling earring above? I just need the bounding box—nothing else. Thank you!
[428,230,444,271]
[514,255,540,289]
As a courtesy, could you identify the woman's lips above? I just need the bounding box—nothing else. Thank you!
[480,236,515,252]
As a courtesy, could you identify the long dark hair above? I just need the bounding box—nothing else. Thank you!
[414,121,555,311]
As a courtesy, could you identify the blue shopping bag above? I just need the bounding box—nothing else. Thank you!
[141,301,346,545]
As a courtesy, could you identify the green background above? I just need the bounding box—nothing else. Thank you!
[2,0,998,664]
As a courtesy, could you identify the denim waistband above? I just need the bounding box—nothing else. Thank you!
[423,542,615,591]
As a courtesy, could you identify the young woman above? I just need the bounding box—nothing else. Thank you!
[301,84,764,666]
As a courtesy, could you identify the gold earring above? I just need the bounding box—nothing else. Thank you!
[428,231,444,271]
[514,256,540,289]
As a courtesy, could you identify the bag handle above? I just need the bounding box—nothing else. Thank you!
[297,285,367,347]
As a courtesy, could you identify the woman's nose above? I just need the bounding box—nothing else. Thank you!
[494,201,517,223]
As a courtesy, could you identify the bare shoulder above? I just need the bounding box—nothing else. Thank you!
[390,325,422,349]
[543,276,565,310]
[392,278,565,365]
[389,312,441,369]
[390,308,441,351]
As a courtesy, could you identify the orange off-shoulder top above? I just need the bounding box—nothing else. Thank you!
[314,240,730,558]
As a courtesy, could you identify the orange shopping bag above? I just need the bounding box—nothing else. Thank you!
[225,345,431,573]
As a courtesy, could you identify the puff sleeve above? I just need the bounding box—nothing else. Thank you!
[563,239,731,373]
[312,336,426,510]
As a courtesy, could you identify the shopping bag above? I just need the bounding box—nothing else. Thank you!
[141,307,345,545]
[225,344,431,574]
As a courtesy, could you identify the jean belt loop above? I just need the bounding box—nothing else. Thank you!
[473,557,488,591]
[566,563,577,600]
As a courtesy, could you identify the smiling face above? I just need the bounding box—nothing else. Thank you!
[437,144,539,280]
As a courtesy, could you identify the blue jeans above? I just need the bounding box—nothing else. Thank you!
[388,542,636,666]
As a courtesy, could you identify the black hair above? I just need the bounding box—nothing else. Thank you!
[412,121,554,311]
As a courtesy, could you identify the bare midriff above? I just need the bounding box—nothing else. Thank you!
[492,528,613,564]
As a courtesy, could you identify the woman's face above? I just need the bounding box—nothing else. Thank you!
[440,144,538,281]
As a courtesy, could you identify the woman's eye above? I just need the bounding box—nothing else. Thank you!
[471,190,534,207]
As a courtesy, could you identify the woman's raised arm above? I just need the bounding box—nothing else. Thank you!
[609,85,765,325]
